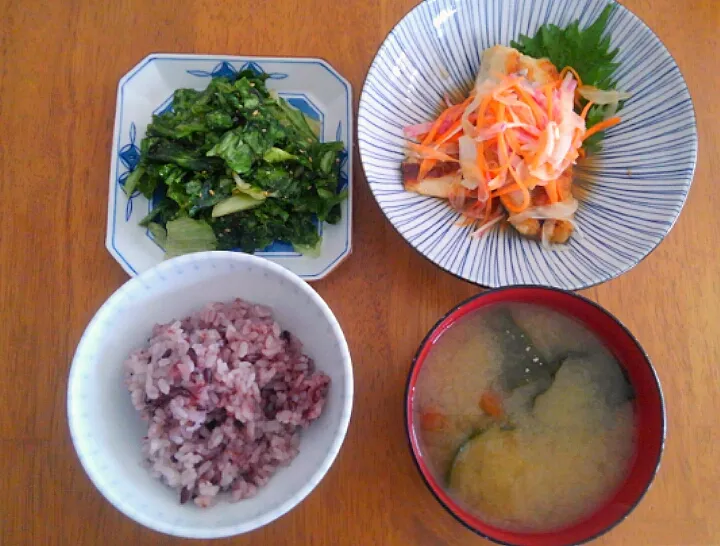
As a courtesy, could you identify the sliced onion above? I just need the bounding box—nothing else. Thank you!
[448,184,467,210]
[438,122,463,143]
[458,136,485,194]
[549,126,573,169]
[487,168,507,190]
[403,121,434,138]
[462,80,495,138]
[476,122,507,141]
[437,117,455,135]
[531,123,557,169]
[515,161,531,184]
[604,101,619,119]
[508,197,579,225]
[458,135,477,162]
[560,72,577,94]
[471,214,505,238]
[460,177,478,190]
[541,220,553,249]
[578,86,632,105]
[461,93,484,139]
[475,121,533,142]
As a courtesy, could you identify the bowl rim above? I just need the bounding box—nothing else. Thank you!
[357,0,698,291]
[107,53,354,282]
[67,250,354,538]
[404,285,666,546]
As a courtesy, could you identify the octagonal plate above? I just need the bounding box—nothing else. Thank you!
[107,54,353,281]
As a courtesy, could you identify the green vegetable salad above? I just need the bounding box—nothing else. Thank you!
[123,69,347,257]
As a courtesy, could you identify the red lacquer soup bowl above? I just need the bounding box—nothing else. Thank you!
[405,286,665,546]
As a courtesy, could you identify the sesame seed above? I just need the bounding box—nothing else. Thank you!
[525,368,530,373]
[525,347,530,352]
[532,357,539,363]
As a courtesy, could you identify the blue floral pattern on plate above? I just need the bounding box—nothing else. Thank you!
[187,60,288,80]
[117,122,141,221]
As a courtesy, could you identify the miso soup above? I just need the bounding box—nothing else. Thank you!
[412,303,636,532]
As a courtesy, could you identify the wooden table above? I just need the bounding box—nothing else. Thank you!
[1,0,719,544]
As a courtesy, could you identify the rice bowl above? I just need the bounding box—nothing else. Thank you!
[67,251,353,538]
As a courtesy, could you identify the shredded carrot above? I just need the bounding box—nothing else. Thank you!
[407,142,459,163]
[490,183,520,198]
[420,410,446,431]
[580,100,595,119]
[583,116,621,140]
[479,390,505,418]
[482,196,494,223]
[529,127,550,169]
[560,66,583,87]
[496,103,507,124]
[515,84,547,126]
[418,159,437,181]
[505,128,521,155]
[544,85,554,119]
[546,178,559,204]
[475,140,487,182]
[497,132,509,169]
[476,94,493,129]
[421,97,474,145]
[436,119,463,144]
[421,110,451,145]
[501,164,531,212]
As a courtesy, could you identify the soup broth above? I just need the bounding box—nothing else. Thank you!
[413,303,636,532]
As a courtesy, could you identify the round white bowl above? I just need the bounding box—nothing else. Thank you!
[67,251,353,538]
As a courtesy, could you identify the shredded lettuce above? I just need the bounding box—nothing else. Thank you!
[212,194,264,218]
[292,242,322,258]
[164,217,217,258]
[124,69,347,255]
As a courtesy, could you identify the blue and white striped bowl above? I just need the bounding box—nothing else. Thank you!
[358,0,697,290]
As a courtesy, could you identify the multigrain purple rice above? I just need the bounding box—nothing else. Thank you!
[124,299,330,507]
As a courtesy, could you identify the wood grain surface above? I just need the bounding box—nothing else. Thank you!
[1,0,718,544]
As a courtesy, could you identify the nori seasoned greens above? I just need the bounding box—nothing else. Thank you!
[123,69,347,255]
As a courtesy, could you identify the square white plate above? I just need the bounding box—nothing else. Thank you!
[108,54,353,280]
